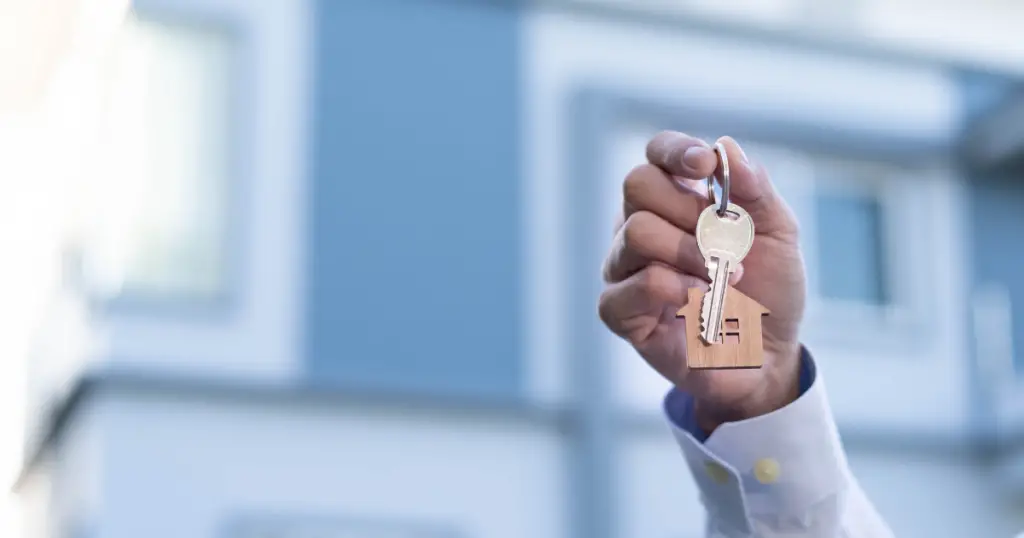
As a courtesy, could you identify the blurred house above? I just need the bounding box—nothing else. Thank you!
[15,0,1024,537]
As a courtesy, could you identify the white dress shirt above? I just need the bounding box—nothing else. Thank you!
[664,350,894,537]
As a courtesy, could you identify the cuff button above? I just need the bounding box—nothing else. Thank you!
[754,458,780,484]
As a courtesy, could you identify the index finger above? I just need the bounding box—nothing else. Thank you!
[646,131,718,180]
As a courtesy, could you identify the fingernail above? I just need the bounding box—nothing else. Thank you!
[682,146,710,171]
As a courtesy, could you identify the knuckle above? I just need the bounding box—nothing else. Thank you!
[597,288,615,325]
[622,164,656,205]
[647,131,698,159]
[600,246,618,282]
[647,130,688,152]
[641,264,704,306]
[621,210,655,253]
[638,264,675,301]
[646,130,673,149]
[684,236,705,273]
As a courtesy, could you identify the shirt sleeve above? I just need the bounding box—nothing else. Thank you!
[663,348,894,537]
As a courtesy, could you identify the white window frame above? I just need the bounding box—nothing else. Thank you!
[75,0,311,381]
[85,15,239,309]
[753,147,956,359]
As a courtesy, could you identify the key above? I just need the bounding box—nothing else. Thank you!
[696,202,754,344]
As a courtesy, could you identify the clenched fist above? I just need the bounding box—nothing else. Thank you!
[598,132,807,435]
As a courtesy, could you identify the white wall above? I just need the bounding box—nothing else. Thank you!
[38,391,1024,538]
[618,433,706,538]
[561,0,1024,75]
[85,392,569,538]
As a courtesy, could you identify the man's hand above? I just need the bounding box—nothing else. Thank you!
[598,132,807,435]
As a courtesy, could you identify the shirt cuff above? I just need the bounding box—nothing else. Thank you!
[665,353,814,443]
[663,348,849,532]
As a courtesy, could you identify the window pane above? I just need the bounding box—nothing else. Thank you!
[815,192,888,304]
[90,18,234,301]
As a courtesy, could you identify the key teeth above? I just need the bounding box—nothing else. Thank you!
[699,289,713,340]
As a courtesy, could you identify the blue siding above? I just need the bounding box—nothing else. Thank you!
[958,69,1020,125]
[308,0,523,398]
[970,175,1024,374]
[966,170,1024,445]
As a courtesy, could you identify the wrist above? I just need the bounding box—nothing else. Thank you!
[692,343,802,435]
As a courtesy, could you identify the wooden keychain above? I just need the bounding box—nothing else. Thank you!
[675,142,769,369]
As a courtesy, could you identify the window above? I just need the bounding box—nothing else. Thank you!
[814,191,888,305]
[709,142,946,354]
[721,318,741,345]
[807,157,902,315]
[84,17,235,302]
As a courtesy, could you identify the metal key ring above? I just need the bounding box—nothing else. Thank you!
[705,142,730,216]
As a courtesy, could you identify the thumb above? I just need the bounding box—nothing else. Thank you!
[716,136,798,239]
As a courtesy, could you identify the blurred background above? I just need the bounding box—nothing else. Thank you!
[2,0,1024,537]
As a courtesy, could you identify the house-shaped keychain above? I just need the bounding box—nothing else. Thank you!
[676,287,770,369]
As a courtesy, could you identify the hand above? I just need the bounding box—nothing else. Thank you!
[598,132,807,434]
